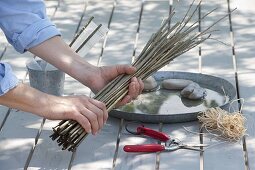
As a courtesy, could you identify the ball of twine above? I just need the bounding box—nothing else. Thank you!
[197,107,246,142]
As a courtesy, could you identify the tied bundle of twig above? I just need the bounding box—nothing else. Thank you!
[197,107,246,142]
[50,0,235,151]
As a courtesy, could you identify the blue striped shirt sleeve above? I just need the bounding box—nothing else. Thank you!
[0,62,18,96]
[0,0,61,53]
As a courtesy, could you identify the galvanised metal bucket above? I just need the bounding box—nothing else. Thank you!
[26,59,65,96]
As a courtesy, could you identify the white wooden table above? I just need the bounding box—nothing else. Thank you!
[0,0,255,169]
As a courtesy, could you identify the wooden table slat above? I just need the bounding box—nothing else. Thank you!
[70,1,122,169]
[0,111,42,169]
[0,0,254,169]
[26,0,86,168]
[0,106,10,131]
[115,122,159,170]
[160,122,200,169]
[232,0,255,169]
[27,120,72,169]
[158,1,201,169]
[100,0,141,66]
[0,31,8,59]
[200,0,246,169]
[161,0,200,73]
[71,117,120,170]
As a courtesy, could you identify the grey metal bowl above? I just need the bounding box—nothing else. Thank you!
[109,71,236,123]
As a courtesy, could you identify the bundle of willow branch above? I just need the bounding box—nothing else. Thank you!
[50,1,234,151]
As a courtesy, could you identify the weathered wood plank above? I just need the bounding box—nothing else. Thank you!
[238,73,255,170]
[0,0,59,128]
[0,1,63,169]
[27,0,86,169]
[71,0,140,168]
[97,0,155,169]
[100,0,141,66]
[200,0,245,169]
[71,117,120,169]
[1,0,59,84]
[45,0,59,18]
[130,1,169,169]
[0,111,42,169]
[115,122,159,170]
[157,0,201,169]
[0,106,9,129]
[231,0,255,169]
[0,0,59,79]
[53,0,92,96]
[27,120,72,169]
[63,0,115,96]
[113,1,174,169]
[135,0,170,60]
[0,0,59,131]
[162,0,199,73]
[0,1,59,167]
[0,31,7,57]
[77,0,114,66]
[1,0,252,169]
[160,122,200,169]
[1,47,33,80]
[0,23,10,138]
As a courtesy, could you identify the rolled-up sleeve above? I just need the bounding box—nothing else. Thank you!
[0,0,61,53]
[0,62,18,96]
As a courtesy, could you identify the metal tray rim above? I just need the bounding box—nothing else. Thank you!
[109,71,236,123]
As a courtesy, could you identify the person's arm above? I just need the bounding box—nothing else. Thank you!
[0,0,143,104]
[0,0,143,134]
[0,62,107,135]
[28,36,144,106]
[0,62,19,95]
[0,0,61,53]
[29,36,96,88]
[0,83,107,135]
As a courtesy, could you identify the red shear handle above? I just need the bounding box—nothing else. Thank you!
[124,144,165,152]
[137,126,170,142]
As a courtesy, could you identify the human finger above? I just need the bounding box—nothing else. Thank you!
[138,78,144,94]
[80,108,100,135]
[89,98,108,125]
[133,77,141,98]
[74,112,92,134]
[115,95,132,107]
[129,78,139,99]
[85,101,104,130]
[115,65,136,75]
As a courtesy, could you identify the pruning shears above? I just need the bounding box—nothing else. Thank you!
[123,125,207,153]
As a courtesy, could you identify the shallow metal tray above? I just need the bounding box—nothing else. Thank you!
[109,71,236,123]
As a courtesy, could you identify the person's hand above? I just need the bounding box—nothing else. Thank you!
[44,95,107,135]
[28,36,144,107]
[0,83,107,135]
[88,65,144,107]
